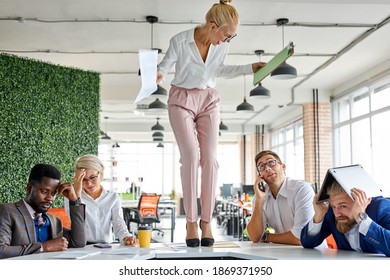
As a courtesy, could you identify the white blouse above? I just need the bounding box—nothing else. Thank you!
[64,187,131,244]
[158,27,253,89]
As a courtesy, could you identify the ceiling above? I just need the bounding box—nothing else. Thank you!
[1,0,390,144]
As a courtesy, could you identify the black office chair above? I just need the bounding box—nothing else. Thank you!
[126,193,164,238]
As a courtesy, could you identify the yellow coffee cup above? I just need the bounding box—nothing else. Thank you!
[138,225,152,248]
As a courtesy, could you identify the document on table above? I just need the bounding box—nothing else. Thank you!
[100,247,150,255]
[134,49,158,103]
[51,250,101,259]
[253,42,295,85]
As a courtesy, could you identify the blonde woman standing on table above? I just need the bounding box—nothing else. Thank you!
[157,0,265,247]
[64,154,138,246]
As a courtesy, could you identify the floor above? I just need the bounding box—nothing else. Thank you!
[141,215,239,244]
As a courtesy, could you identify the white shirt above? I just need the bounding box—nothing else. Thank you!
[64,187,131,244]
[158,28,253,89]
[261,177,315,239]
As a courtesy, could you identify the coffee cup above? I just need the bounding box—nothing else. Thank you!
[138,224,152,248]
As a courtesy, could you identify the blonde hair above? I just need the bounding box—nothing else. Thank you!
[327,180,345,197]
[205,0,239,27]
[75,154,104,173]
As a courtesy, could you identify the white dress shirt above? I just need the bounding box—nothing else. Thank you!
[260,177,315,239]
[65,187,131,243]
[158,28,253,89]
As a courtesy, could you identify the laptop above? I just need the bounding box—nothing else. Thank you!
[317,164,383,203]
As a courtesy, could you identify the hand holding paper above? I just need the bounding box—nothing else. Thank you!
[134,49,158,104]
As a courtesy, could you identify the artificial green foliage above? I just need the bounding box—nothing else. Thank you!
[0,53,100,207]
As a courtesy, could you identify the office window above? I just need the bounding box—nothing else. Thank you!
[333,77,390,196]
[270,119,304,180]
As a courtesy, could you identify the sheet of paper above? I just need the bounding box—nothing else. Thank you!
[51,250,101,259]
[100,247,150,255]
[134,49,158,103]
[253,42,294,85]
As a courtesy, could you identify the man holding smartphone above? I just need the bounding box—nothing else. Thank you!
[246,150,315,245]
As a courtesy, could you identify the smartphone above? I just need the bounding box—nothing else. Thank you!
[258,181,265,192]
[93,243,112,248]
[257,172,265,192]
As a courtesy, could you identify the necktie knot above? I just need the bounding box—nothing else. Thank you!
[34,212,46,226]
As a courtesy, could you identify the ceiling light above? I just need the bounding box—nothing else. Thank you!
[112,142,120,148]
[151,118,164,131]
[153,137,163,142]
[157,142,164,148]
[151,84,167,98]
[250,83,270,98]
[219,121,228,131]
[146,15,168,97]
[152,131,164,138]
[271,18,297,80]
[100,116,111,140]
[250,49,271,98]
[148,98,167,110]
[236,97,254,112]
[236,76,254,112]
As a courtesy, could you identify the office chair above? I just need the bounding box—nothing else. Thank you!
[127,193,164,238]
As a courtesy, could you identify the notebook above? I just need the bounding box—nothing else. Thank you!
[317,164,383,203]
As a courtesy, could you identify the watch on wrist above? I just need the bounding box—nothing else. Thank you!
[69,197,81,206]
[356,212,368,224]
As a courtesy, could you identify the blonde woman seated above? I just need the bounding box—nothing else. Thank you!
[65,154,138,246]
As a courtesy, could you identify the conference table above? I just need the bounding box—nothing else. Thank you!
[7,241,386,260]
[121,199,177,242]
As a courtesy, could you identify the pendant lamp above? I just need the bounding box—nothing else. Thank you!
[250,50,271,98]
[101,116,111,140]
[146,15,168,100]
[219,121,228,131]
[148,98,167,110]
[157,142,164,148]
[151,118,164,131]
[271,18,297,80]
[236,76,254,112]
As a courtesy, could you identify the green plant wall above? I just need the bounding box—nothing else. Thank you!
[0,53,100,207]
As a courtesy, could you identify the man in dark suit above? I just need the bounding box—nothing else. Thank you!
[0,164,87,259]
[301,180,390,256]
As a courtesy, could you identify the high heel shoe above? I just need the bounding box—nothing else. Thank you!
[199,220,214,247]
[186,223,200,247]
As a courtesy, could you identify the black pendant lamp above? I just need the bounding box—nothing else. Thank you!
[151,118,164,131]
[219,121,228,131]
[112,142,120,148]
[250,50,271,98]
[152,131,164,138]
[236,76,254,112]
[101,116,111,140]
[146,15,168,99]
[271,18,297,80]
[236,97,254,112]
[148,98,167,110]
[157,142,164,148]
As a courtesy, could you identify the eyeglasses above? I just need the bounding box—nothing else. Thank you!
[256,159,281,172]
[210,21,237,43]
[82,173,100,185]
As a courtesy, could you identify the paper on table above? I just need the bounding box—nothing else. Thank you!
[51,250,101,259]
[134,49,158,104]
[100,247,150,255]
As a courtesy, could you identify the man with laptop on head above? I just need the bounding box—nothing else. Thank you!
[301,165,390,256]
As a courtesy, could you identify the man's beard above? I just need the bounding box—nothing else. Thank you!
[335,216,356,233]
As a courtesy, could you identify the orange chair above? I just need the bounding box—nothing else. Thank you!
[47,207,71,228]
[125,193,164,237]
[326,234,338,249]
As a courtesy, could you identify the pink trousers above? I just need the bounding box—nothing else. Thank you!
[168,86,220,223]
